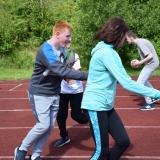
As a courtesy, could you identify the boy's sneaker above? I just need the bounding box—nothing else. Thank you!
[55,137,70,147]
[14,146,27,160]
[151,98,160,104]
[140,103,155,111]
[28,155,42,160]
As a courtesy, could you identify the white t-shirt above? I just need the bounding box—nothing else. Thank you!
[60,53,83,94]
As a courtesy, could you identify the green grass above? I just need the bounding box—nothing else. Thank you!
[0,68,33,80]
[126,68,160,76]
[0,67,159,80]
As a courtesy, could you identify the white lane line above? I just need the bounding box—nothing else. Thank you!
[0,107,160,112]
[0,98,28,99]
[0,156,160,159]
[0,95,148,99]
[0,96,148,99]
[0,126,88,129]
[0,90,27,91]
[125,126,160,128]
[0,108,160,111]
[0,83,28,85]
[9,84,22,91]
[121,156,160,159]
[116,108,160,109]
[1,126,160,129]
[0,109,31,111]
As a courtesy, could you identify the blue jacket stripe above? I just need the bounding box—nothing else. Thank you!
[43,42,57,64]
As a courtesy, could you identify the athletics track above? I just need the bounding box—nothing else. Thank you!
[0,76,160,160]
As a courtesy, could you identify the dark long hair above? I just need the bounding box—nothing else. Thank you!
[93,17,128,49]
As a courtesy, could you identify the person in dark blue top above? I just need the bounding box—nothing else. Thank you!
[14,20,88,160]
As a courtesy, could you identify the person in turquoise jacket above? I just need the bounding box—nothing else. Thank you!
[81,17,160,160]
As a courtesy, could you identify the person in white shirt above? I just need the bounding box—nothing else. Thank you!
[55,43,88,147]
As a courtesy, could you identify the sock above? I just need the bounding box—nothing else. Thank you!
[31,156,36,160]
[19,146,27,152]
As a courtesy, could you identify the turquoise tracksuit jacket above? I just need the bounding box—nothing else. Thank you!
[81,41,160,111]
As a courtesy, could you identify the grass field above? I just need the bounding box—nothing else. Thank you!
[0,68,33,80]
[0,67,160,80]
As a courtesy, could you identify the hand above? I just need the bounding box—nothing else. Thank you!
[66,79,75,84]
[131,59,140,68]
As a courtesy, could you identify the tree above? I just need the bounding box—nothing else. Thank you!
[71,0,160,69]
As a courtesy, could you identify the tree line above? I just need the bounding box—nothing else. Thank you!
[0,0,160,69]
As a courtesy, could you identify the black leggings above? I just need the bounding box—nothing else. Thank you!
[57,93,88,138]
[84,108,130,160]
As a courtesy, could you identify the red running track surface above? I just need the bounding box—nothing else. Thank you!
[0,76,160,160]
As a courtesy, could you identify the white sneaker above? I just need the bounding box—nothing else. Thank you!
[151,98,160,104]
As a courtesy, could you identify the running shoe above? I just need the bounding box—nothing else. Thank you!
[14,146,27,160]
[151,98,160,104]
[28,155,42,160]
[140,103,155,111]
[55,137,70,147]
